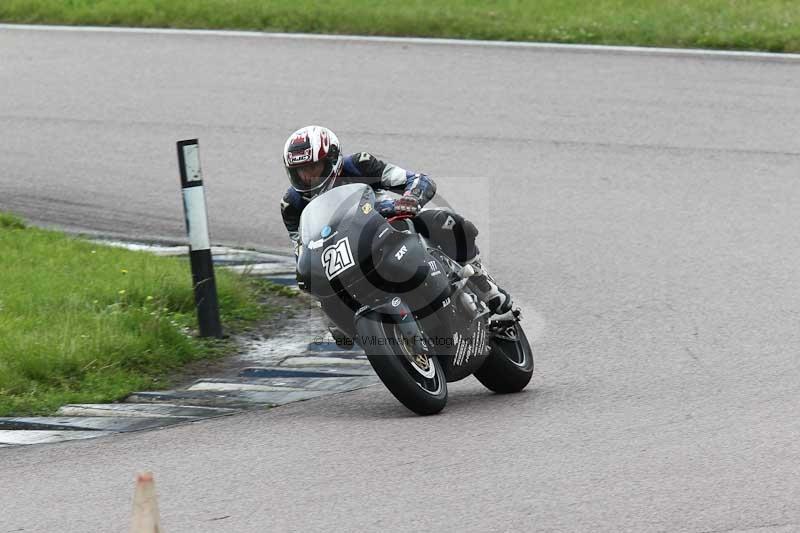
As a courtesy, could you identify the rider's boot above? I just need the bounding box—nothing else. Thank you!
[461,256,514,318]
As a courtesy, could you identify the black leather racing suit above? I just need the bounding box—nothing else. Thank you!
[281,151,479,262]
[281,152,435,241]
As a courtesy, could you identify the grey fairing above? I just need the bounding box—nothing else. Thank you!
[297,183,457,341]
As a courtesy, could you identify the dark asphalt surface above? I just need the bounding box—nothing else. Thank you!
[1,26,800,532]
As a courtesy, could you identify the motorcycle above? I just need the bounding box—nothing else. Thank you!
[296,183,533,415]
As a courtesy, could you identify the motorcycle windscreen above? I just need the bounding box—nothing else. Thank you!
[298,184,375,245]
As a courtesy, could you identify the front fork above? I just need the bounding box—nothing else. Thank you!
[354,299,432,355]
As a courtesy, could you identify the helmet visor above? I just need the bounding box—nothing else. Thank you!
[288,160,332,193]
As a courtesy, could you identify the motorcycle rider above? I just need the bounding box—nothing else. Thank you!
[279,125,513,316]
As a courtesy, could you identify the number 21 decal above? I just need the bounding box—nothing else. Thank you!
[322,237,355,280]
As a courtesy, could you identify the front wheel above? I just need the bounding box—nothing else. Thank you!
[474,321,534,393]
[355,313,447,415]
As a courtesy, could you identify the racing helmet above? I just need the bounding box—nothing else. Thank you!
[283,125,343,198]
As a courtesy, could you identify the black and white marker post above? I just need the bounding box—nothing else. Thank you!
[177,139,223,338]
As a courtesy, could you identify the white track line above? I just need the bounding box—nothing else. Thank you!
[1,23,798,61]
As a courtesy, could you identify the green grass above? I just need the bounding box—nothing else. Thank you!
[1,0,799,52]
[0,214,283,416]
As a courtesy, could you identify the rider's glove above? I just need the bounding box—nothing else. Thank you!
[394,194,421,216]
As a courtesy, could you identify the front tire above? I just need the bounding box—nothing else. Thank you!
[474,321,534,393]
[355,313,447,415]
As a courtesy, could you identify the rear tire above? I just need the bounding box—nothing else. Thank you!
[474,322,534,393]
[355,313,447,415]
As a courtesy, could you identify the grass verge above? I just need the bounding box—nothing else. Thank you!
[1,0,799,52]
[0,213,289,416]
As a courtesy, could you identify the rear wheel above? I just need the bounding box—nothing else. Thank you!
[474,321,534,393]
[355,313,447,415]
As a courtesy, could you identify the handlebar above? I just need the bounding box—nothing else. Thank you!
[386,214,415,223]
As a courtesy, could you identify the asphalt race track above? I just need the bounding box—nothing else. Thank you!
[1,26,800,532]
